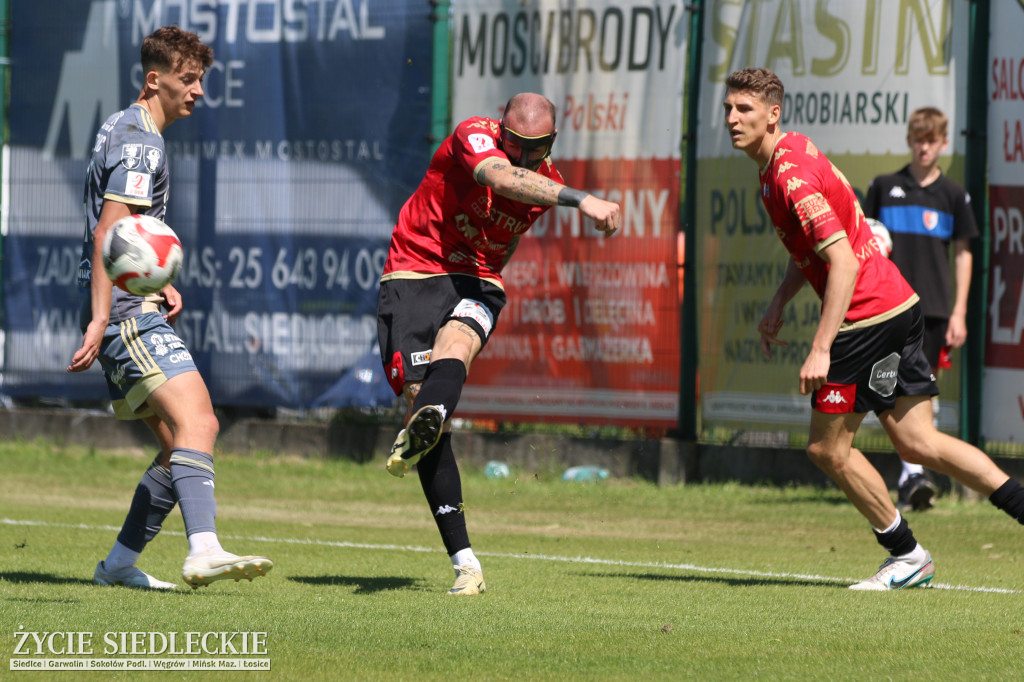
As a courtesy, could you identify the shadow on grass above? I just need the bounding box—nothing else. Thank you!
[0,571,94,586]
[288,575,425,594]
[586,571,845,589]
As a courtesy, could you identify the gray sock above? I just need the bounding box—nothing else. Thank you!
[169,448,217,535]
[116,458,176,552]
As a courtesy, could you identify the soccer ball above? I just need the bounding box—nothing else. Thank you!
[866,218,892,258]
[102,214,184,295]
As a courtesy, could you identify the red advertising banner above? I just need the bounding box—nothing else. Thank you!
[461,158,680,427]
[986,185,1024,370]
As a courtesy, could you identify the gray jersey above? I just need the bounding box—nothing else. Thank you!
[78,103,169,327]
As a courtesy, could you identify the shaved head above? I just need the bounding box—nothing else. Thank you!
[502,93,556,136]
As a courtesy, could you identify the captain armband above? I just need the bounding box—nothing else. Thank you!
[557,187,589,208]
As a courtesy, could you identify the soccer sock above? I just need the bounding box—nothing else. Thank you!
[451,548,481,571]
[989,478,1024,524]
[411,358,467,420]
[872,512,919,557]
[187,531,222,556]
[169,448,218,538]
[113,458,176,558]
[104,542,140,572]
[417,433,471,556]
[898,462,925,487]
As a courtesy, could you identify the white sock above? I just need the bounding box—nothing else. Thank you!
[450,548,481,571]
[105,541,141,571]
[898,462,925,487]
[895,543,928,562]
[187,531,223,557]
[873,511,901,535]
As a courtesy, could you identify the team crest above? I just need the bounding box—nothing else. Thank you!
[923,210,939,231]
[143,146,162,173]
[120,144,142,170]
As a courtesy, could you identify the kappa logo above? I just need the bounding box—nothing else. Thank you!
[888,186,907,199]
[202,480,215,488]
[785,177,807,194]
[776,161,797,175]
[820,390,848,405]
[434,505,460,516]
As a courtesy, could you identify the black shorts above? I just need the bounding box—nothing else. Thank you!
[811,303,938,415]
[377,274,506,395]
[921,317,948,369]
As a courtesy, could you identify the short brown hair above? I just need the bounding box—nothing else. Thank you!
[141,25,214,74]
[907,107,948,141]
[725,68,785,107]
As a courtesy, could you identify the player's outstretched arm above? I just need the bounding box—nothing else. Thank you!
[474,158,620,237]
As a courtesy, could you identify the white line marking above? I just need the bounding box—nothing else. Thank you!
[2,518,1017,594]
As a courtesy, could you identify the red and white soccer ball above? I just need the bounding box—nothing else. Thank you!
[866,218,892,258]
[102,214,184,295]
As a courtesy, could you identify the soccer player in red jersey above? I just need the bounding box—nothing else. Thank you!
[724,67,1024,590]
[377,93,620,595]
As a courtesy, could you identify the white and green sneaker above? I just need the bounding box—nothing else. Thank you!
[849,551,934,591]
[448,565,486,596]
[385,404,445,477]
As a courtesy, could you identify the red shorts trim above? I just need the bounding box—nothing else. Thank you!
[813,383,856,413]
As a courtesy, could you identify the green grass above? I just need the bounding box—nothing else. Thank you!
[1,439,1022,681]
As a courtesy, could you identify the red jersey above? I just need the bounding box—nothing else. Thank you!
[759,132,918,328]
[381,116,562,288]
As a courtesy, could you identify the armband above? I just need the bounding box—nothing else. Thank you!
[557,187,589,208]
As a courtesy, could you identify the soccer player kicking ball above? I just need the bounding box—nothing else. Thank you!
[68,27,272,590]
[377,93,620,595]
[723,67,1024,590]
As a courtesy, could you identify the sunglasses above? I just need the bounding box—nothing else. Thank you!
[499,122,558,170]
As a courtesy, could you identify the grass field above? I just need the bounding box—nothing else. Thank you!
[1,439,1022,680]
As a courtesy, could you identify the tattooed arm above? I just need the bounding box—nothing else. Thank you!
[474,158,621,237]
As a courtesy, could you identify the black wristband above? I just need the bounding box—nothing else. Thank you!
[557,187,588,208]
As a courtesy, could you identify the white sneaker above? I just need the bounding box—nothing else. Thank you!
[447,565,486,596]
[849,551,935,591]
[182,550,273,589]
[93,561,178,590]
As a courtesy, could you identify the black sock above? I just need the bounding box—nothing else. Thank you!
[411,359,467,420]
[874,515,918,557]
[417,433,470,555]
[989,478,1024,525]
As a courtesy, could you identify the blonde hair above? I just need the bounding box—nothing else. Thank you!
[907,107,948,142]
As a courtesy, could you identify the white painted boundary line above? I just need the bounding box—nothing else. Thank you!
[3,518,1017,595]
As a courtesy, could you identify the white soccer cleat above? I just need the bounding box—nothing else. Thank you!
[93,561,178,590]
[385,404,445,477]
[182,550,273,589]
[849,551,935,591]
[447,565,486,596]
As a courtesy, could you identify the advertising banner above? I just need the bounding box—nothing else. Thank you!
[2,0,431,408]
[449,0,686,427]
[696,0,969,435]
[983,0,1024,443]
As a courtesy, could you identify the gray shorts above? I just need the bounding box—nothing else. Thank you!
[96,311,197,419]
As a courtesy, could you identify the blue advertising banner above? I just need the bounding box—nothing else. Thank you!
[3,0,431,408]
